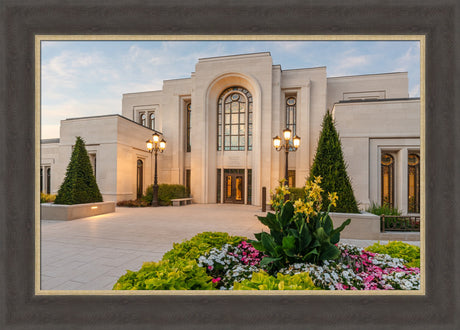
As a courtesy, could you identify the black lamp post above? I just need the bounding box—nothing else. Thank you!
[273,128,300,187]
[146,133,166,207]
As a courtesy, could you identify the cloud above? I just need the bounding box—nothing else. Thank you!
[328,54,371,77]
[394,44,420,72]
[409,83,420,97]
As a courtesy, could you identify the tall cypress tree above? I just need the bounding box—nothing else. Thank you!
[54,136,103,205]
[309,111,359,213]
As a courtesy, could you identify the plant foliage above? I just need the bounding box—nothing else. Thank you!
[54,136,102,205]
[143,184,190,206]
[365,241,420,268]
[250,177,351,273]
[161,232,247,263]
[113,259,215,290]
[309,111,359,213]
[233,271,319,290]
[366,202,401,216]
[116,199,150,207]
[40,193,56,203]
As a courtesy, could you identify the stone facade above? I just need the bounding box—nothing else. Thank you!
[41,52,420,214]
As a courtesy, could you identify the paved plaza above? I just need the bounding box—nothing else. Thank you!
[40,204,420,291]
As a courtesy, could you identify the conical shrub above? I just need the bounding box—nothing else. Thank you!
[54,136,103,204]
[309,111,359,213]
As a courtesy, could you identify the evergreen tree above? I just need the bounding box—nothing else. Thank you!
[309,111,360,213]
[54,136,103,204]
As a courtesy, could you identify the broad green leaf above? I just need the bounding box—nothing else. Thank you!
[319,244,340,261]
[323,215,333,234]
[260,256,282,266]
[279,201,294,227]
[299,226,312,250]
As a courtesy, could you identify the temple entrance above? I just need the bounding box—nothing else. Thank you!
[223,169,244,204]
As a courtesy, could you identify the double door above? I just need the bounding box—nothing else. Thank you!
[224,169,244,204]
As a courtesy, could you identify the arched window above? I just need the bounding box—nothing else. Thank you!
[136,160,143,199]
[408,153,420,213]
[286,96,296,136]
[217,86,253,151]
[149,113,155,129]
[140,113,146,127]
[186,103,191,152]
[40,168,43,193]
[46,168,51,194]
[381,153,394,208]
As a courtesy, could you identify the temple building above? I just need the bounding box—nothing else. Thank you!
[41,52,420,214]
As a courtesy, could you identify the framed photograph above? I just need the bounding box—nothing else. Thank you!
[1,1,458,329]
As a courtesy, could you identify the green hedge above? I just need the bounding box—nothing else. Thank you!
[366,202,401,216]
[143,184,190,206]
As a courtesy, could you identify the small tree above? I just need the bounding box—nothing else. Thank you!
[54,136,103,205]
[309,111,359,213]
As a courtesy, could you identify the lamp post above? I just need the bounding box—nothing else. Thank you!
[146,133,166,207]
[273,128,300,187]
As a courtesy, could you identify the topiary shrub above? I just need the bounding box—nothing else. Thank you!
[112,259,215,290]
[143,184,190,206]
[309,111,359,213]
[365,241,420,268]
[54,136,103,205]
[162,232,247,263]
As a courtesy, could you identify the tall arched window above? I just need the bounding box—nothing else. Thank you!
[381,153,394,208]
[186,103,191,152]
[286,96,296,136]
[136,160,143,199]
[140,113,146,127]
[217,87,253,151]
[149,113,155,129]
[408,153,420,213]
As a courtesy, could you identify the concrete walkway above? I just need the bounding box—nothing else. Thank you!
[40,204,419,291]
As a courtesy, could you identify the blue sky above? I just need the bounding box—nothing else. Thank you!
[41,40,420,139]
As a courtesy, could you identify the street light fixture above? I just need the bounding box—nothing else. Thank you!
[273,128,300,187]
[146,133,166,207]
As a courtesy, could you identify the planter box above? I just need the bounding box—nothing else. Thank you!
[41,201,116,221]
[330,212,420,241]
[330,212,381,240]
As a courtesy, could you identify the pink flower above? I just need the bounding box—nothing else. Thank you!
[212,277,221,283]
[208,266,213,270]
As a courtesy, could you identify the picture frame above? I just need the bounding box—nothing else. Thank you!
[1,0,458,329]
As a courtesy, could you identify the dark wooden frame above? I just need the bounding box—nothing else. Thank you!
[1,0,459,329]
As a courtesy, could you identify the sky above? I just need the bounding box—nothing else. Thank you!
[41,40,420,139]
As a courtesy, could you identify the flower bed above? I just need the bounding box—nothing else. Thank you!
[113,179,420,291]
[113,234,420,291]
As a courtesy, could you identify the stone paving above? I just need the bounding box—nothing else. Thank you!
[40,204,420,291]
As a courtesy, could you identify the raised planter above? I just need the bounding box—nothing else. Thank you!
[330,212,420,241]
[41,201,116,221]
[330,212,381,240]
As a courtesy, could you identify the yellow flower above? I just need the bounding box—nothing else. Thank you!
[328,192,338,207]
